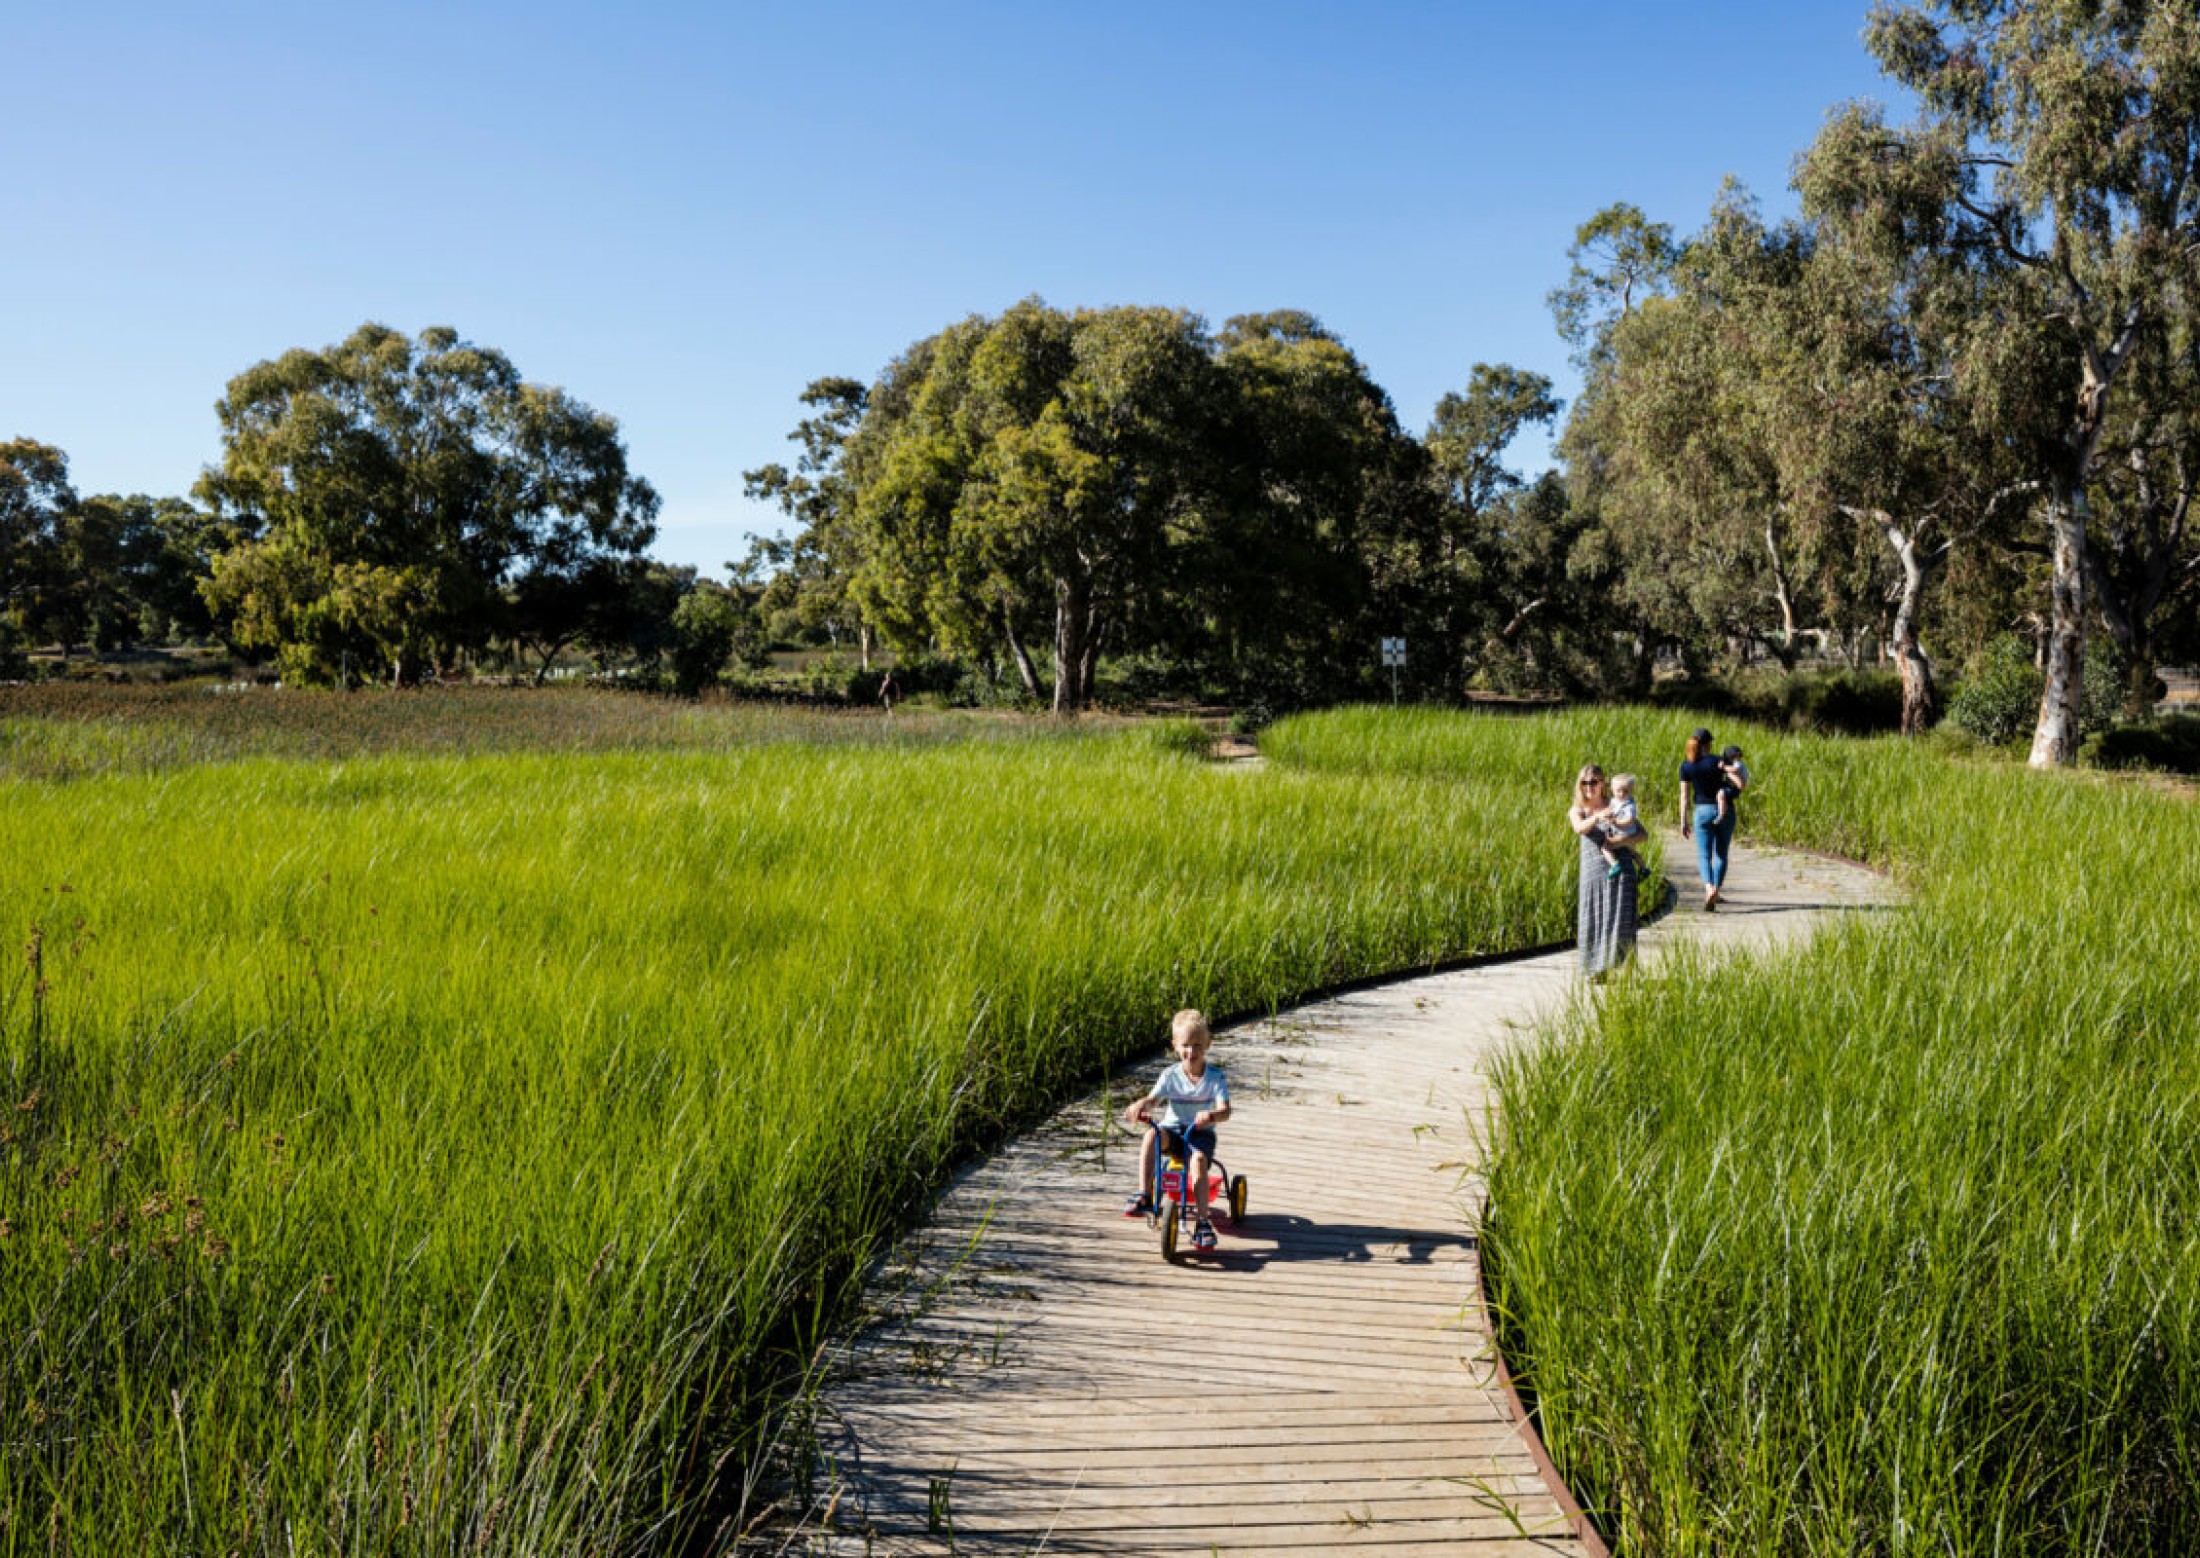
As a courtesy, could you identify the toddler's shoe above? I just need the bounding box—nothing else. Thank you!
[1191,1219,1218,1251]
[1605,860,1623,879]
[1121,1194,1153,1218]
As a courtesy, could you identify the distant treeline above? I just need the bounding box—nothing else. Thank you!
[5,1,2197,764]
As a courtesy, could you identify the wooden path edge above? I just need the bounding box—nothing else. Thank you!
[1468,1196,1613,1558]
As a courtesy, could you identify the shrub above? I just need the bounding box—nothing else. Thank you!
[0,622,30,681]
[2081,638,2130,733]
[1768,669,1904,735]
[1100,652,1201,705]
[1229,701,1275,738]
[838,651,966,706]
[1950,635,2129,744]
[2080,712,2200,774]
[1645,675,1743,719]
[1649,670,1903,735]
[668,586,741,696]
[1946,635,2043,744]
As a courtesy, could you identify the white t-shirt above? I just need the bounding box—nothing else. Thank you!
[1146,1061,1229,1130]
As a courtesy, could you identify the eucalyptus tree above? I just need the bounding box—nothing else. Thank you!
[975,302,1211,711]
[1548,202,1682,365]
[2085,322,2200,715]
[1421,364,1565,688]
[1194,311,1406,702]
[1466,470,1625,693]
[1573,189,1835,675]
[1861,0,2200,764]
[1786,107,2053,732]
[96,495,219,646]
[197,324,660,686]
[1550,203,1691,690]
[0,439,76,653]
[37,492,145,655]
[742,376,874,662]
[823,301,1221,711]
[842,302,1073,704]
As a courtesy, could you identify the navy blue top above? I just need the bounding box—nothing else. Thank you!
[1680,757,1731,807]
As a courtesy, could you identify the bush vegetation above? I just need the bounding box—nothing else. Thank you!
[1646,667,1907,736]
[2081,711,2200,775]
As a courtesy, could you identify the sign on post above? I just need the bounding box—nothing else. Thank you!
[1379,636,1406,705]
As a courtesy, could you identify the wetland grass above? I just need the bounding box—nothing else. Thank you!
[0,700,1575,1552]
[1277,707,2200,1555]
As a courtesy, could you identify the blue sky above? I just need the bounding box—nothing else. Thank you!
[4,1,1900,576]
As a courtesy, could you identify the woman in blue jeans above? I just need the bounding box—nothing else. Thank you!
[1678,726,1742,910]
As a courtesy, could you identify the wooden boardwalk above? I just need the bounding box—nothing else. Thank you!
[783,841,1894,1556]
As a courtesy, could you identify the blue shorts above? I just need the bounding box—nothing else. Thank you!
[1155,1123,1217,1163]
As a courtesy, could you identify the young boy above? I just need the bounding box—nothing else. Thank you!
[1595,773,1646,878]
[1121,1009,1232,1250]
[1715,745,1750,826]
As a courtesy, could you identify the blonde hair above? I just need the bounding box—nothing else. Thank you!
[1172,1009,1210,1045]
[1610,772,1636,797]
[1575,763,1606,799]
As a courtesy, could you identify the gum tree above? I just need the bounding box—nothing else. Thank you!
[0,439,76,659]
[2085,320,2200,715]
[1790,104,2049,732]
[742,376,875,664]
[1862,0,2200,764]
[1421,364,1564,687]
[197,324,659,685]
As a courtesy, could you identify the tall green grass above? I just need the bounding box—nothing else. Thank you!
[1275,706,2200,1555]
[0,708,1577,1552]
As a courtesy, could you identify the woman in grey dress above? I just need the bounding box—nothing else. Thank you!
[1569,764,1638,977]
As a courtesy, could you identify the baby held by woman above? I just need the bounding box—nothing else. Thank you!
[1588,773,1646,878]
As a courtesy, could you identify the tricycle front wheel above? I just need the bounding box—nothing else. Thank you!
[1158,1202,1181,1262]
[1228,1174,1249,1225]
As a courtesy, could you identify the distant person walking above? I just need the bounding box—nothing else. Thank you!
[878,668,901,715]
[1679,727,1743,911]
[1569,764,1639,977]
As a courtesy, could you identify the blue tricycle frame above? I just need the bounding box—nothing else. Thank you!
[1143,1127,1249,1261]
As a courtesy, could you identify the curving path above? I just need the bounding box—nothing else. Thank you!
[784,840,1895,1555]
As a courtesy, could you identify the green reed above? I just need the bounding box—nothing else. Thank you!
[0,708,1574,1553]
[1273,706,2200,1556]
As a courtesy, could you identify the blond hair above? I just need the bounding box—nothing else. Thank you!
[1171,1009,1210,1045]
[1610,772,1636,797]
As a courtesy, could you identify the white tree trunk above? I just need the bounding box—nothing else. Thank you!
[1884,521,1938,736]
[2028,489,2089,768]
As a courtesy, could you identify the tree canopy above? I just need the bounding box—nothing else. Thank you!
[744,299,1572,710]
[196,323,661,685]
